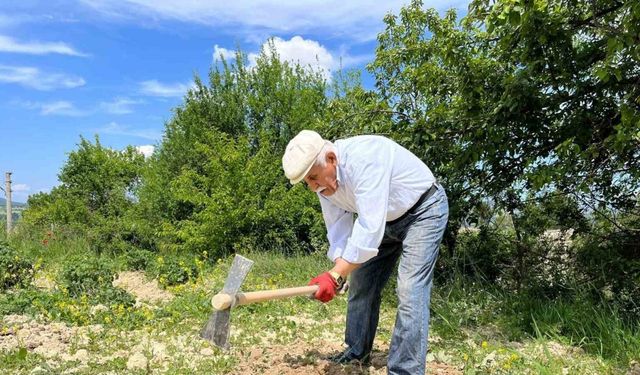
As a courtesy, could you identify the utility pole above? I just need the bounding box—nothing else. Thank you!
[5,172,11,235]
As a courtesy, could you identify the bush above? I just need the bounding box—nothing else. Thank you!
[439,228,514,283]
[92,285,136,307]
[0,288,44,316]
[124,248,154,271]
[577,227,640,320]
[153,256,199,286]
[61,256,114,298]
[61,257,136,307]
[0,245,34,290]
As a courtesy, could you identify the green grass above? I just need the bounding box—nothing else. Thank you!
[524,298,640,365]
[429,278,639,373]
[0,233,638,374]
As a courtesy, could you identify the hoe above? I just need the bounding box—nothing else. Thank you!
[200,255,319,349]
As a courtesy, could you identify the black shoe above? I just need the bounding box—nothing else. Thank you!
[328,350,371,365]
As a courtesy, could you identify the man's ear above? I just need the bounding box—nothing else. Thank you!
[326,151,337,166]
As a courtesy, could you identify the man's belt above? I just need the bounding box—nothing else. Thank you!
[388,182,439,225]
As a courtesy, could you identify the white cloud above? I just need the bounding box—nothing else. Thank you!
[222,36,365,81]
[17,100,89,116]
[139,79,192,97]
[18,97,140,116]
[41,101,88,116]
[100,121,162,140]
[135,145,155,158]
[11,184,30,192]
[0,65,85,90]
[0,35,88,56]
[100,97,140,114]
[213,45,236,62]
[248,36,335,80]
[79,1,466,42]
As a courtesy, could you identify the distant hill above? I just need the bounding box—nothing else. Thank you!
[0,197,26,207]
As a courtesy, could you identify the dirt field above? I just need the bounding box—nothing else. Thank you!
[0,270,615,374]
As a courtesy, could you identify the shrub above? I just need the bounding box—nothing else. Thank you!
[153,256,199,286]
[0,245,34,290]
[61,256,136,306]
[61,256,114,297]
[440,228,514,283]
[124,248,154,271]
[93,285,136,307]
[577,227,640,320]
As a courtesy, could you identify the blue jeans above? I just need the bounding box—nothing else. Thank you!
[344,185,448,375]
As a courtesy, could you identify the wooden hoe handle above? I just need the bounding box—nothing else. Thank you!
[212,285,319,310]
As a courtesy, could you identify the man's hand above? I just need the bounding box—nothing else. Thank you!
[308,272,338,303]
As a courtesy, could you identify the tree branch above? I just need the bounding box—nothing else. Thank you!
[568,1,626,30]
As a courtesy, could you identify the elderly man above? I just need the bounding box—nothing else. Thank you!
[282,130,449,375]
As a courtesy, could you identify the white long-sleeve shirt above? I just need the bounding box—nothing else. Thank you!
[319,135,435,264]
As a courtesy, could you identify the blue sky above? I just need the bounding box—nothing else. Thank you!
[0,0,467,203]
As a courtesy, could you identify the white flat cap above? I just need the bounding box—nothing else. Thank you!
[282,130,325,184]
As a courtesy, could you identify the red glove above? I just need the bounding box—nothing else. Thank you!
[308,272,338,303]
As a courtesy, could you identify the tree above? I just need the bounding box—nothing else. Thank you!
[24,136,145,226]
[22,136,146,253]
[370,0,639,227]
[136,43,329,258]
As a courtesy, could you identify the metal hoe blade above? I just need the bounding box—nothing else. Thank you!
[200,255,254,349]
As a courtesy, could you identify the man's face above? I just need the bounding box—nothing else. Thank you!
[303,152,338,196]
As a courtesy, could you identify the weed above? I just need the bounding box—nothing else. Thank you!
[0,245,34,290]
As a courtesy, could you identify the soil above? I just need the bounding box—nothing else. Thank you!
[112,271,173,304]
[229,339,462,375]
[1,272,462,374]
[0,314,103,362]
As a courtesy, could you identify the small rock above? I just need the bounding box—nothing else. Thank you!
[627,361,640,375]
[74,349,89,363]
[481,351,496,367]
[151,341,167,360]
[126,352,148,370]
[26,341,40,349]
[33,273,57,291]
[429,335,442,344]
[62,364,89,374]
[29,366,47,375]
[200,348,214,356]
[370,354,387,368]
[5,315,30,325]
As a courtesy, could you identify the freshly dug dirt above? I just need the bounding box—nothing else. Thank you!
[0,315,103,362]
[112,271,173,304]
[229,339,462,375]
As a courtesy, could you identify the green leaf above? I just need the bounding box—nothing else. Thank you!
[508,11,521,25]
[613,69,622,82]
[594,67,610,83]
[17,347,27,361]
[606,38,620,54]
